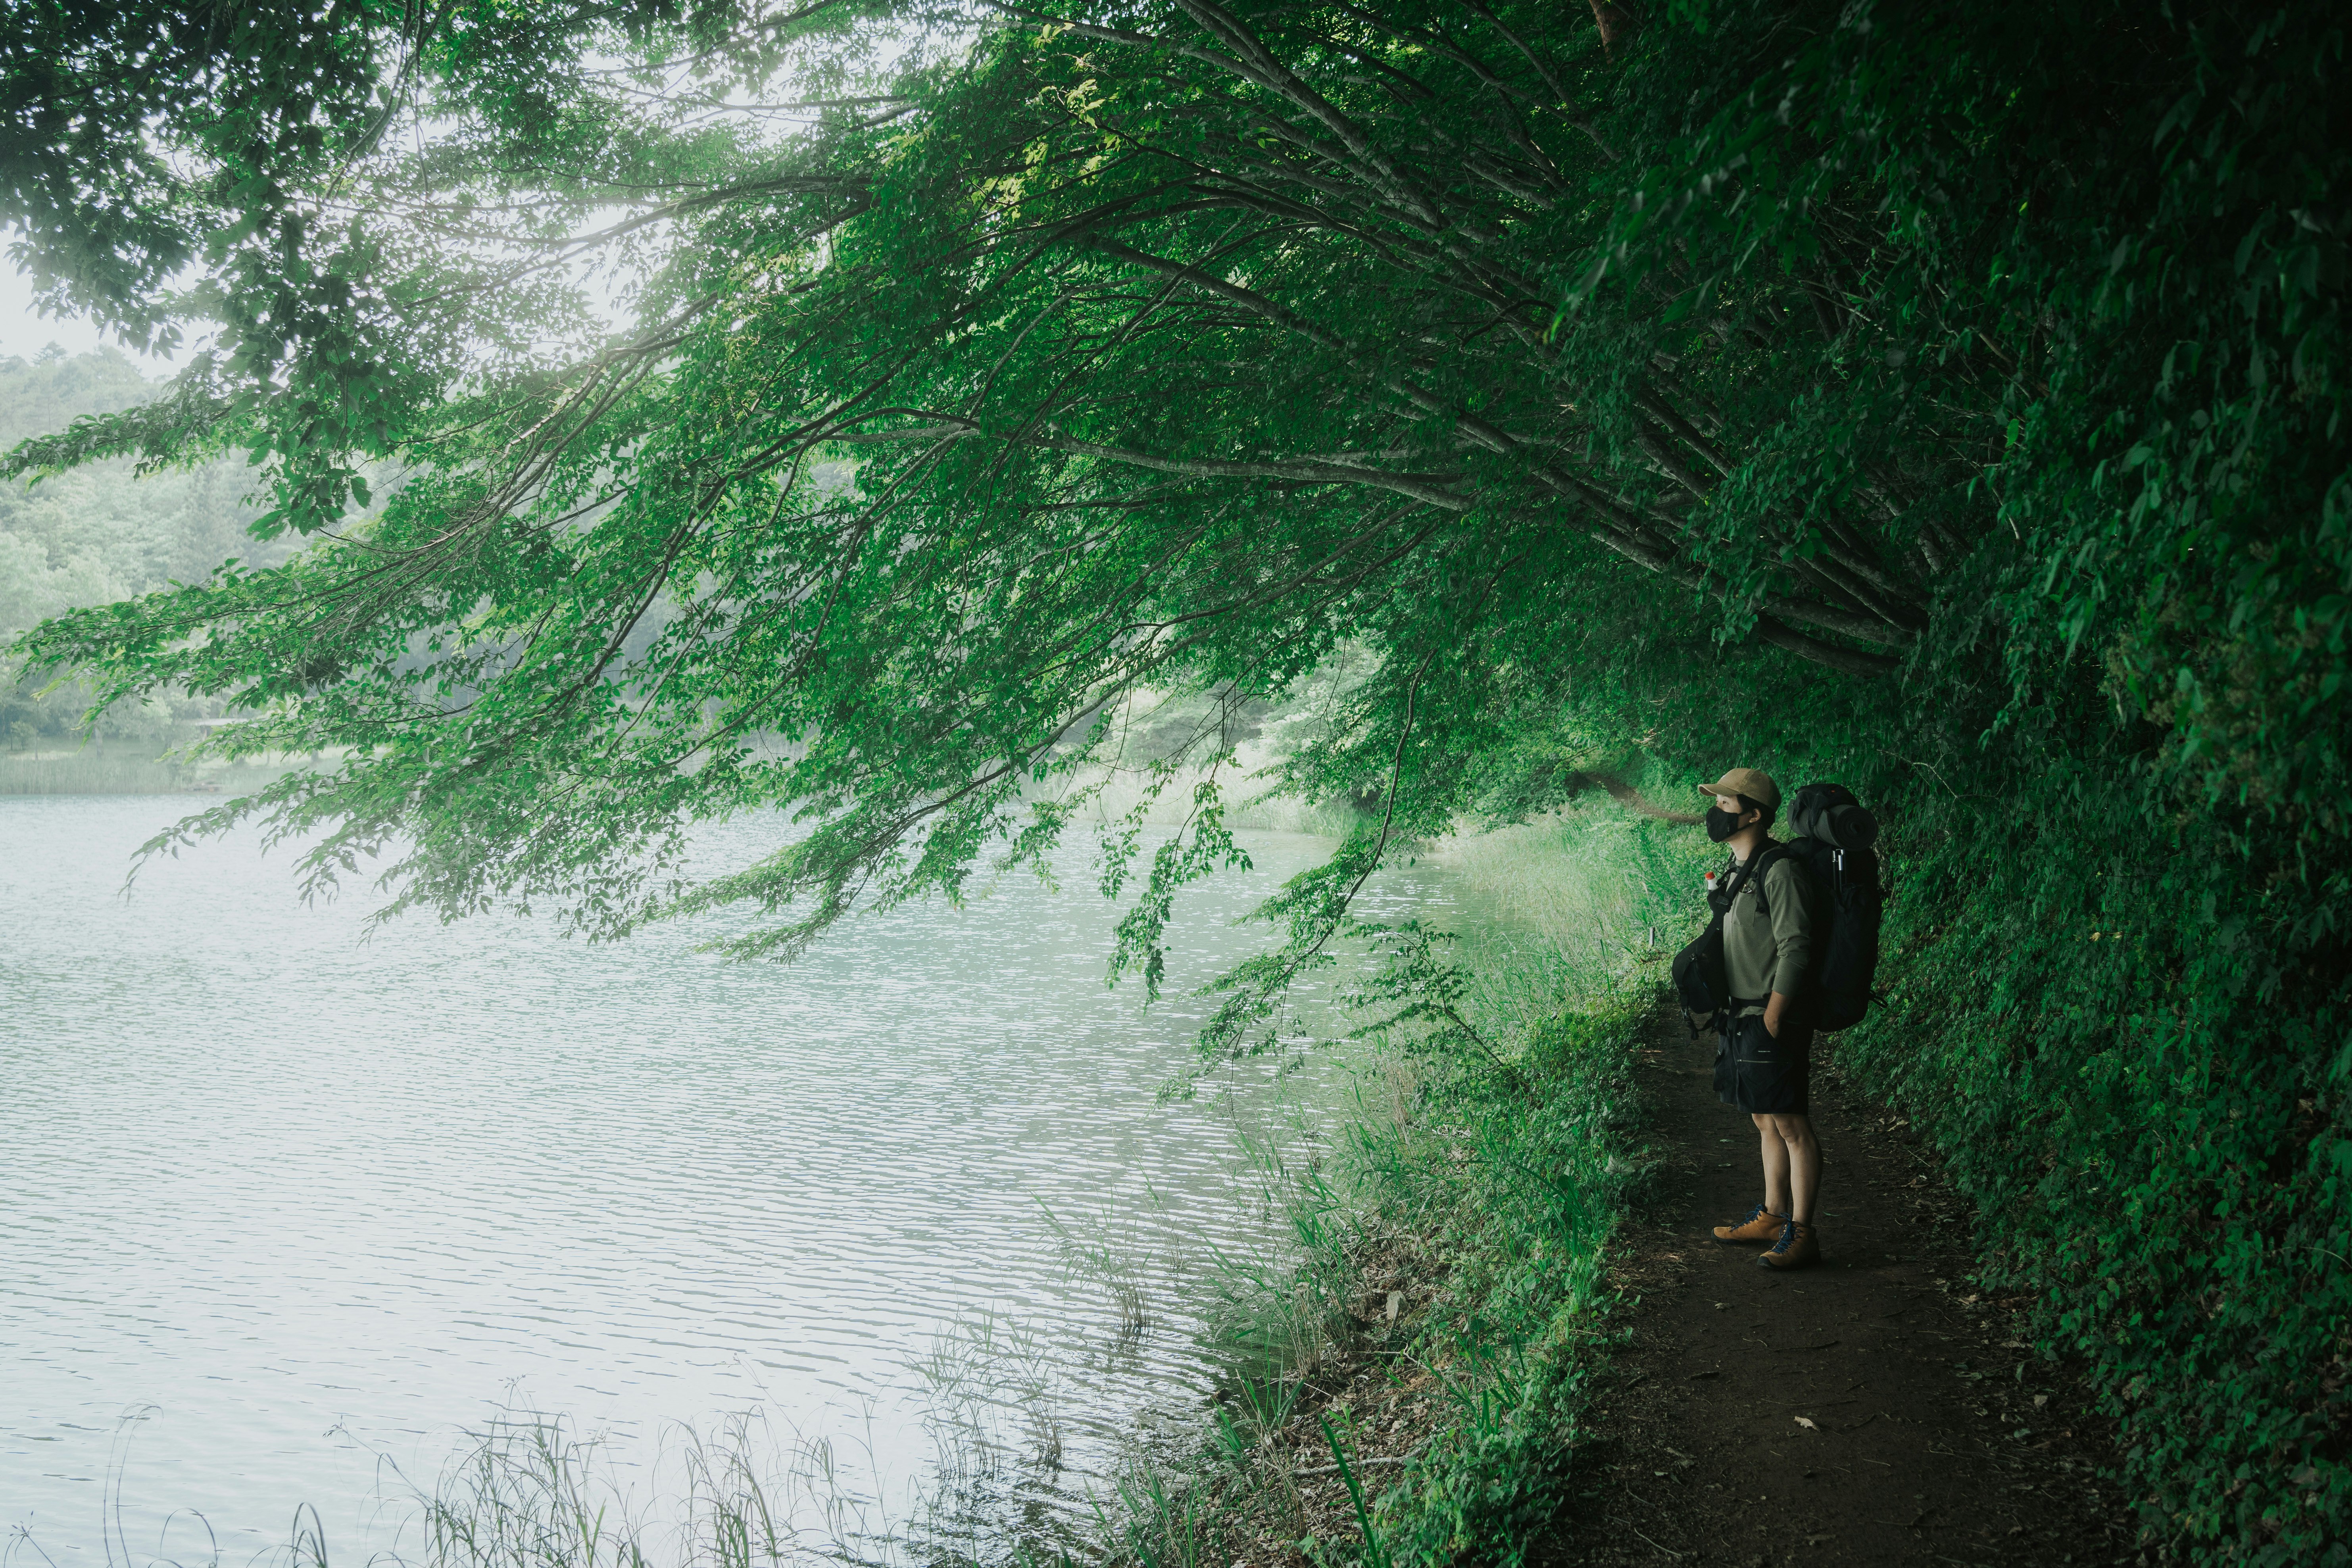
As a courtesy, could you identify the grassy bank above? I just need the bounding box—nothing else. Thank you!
[1071,802,1711,1568]
[1088,995,1647,1568]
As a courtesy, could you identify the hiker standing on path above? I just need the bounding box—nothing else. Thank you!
[1696,767,1825,1271]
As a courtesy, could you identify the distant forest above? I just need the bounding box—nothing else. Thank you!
[0,347,286,746]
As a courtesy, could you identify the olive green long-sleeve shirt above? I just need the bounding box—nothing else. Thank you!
[1723,845,1814,1016]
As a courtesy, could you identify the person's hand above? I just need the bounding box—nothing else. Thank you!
[1764,992,1788,1039]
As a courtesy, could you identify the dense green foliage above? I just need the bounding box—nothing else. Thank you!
[4,0,2346,1557]
[1607,661,2351,1562]
[1849,781,2350,1560]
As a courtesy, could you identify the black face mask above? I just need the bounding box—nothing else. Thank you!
[1705,806,1746,843]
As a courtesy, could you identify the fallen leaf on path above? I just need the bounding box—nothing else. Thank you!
[1793,1416,1819,1430]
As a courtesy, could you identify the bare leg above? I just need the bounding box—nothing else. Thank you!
[1754,1111,1789,1216]
[1771,1115,1822,1224]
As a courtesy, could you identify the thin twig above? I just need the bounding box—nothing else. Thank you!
[1291,1454,1417,1478]
[1629,1524,1686,1560]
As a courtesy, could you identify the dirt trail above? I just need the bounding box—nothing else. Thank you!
[1552,1005,2142,1567]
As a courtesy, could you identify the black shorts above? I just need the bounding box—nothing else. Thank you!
[1714,1013,1811,1116]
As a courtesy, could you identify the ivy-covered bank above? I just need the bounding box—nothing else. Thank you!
[1574,691,2352,1563]
[1840,776,2350,1560]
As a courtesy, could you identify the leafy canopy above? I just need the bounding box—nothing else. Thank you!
[4,0,2345,1039]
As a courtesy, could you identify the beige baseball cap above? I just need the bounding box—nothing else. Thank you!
[1696,768,1781,811]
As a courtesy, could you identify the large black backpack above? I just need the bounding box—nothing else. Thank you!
[1671,782,1885,1032]
[1764,782,1885,1032]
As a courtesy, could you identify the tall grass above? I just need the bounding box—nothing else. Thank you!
[388,1412,890,1568]
[1428,806,1708,1001]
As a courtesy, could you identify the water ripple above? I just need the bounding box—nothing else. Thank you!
[0,797,1467,1563]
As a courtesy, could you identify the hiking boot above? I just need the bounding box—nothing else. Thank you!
[1757,1218,1820,1270]
[1711,1203,1787,1244]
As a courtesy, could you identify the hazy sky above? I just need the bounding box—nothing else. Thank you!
[1,264,168,368]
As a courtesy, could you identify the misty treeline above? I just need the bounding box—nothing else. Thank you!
[2,0,2345,1556]
[0,348,281,746]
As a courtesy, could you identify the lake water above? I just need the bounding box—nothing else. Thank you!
[0,797,1478,1564]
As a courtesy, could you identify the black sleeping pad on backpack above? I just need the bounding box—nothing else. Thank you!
[1789,780,1879,851]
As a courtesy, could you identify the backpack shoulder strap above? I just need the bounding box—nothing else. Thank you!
[1745,843,1789,915]
[1717,849,1763,907]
